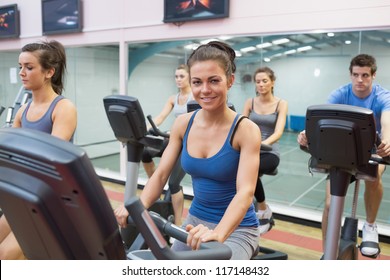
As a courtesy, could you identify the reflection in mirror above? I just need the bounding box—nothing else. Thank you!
[127,29,390,128]
[0,29,389,229]
[123,29,390,229]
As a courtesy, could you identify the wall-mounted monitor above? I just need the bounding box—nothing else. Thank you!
[41,0,82,35]
[0,4,20,39]
[163,0,229,24]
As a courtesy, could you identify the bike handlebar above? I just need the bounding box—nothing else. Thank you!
[125,197,232,260]
[146,115,170,138]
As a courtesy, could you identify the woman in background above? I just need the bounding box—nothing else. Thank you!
[243,66,288,235]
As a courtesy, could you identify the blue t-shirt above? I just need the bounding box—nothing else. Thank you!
[327,84,390,134]
[181,110,258,227]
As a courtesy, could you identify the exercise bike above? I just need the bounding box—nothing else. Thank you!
[102,94,235,259]
[103,95,175,251]
[303,104,390,260]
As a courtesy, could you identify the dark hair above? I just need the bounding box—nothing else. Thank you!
[22,40,67,95]
[253,67,276,83]
[187,41,236,79]
[253,66,276,94]
[349,54,377,75]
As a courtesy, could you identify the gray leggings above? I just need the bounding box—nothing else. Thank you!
[171,214,260,260]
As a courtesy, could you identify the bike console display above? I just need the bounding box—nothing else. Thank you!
[0,128,126,259]
[305,104,376,174]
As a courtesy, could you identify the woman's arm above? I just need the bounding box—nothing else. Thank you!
[51,99,77,141]
[262,99,288,145]
[377,110,390,157]
[11,102,30,128]
[140,115,186,207]
[152,95,175,127]
[115,114,188,227]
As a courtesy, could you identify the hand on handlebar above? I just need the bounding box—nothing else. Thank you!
[114,204,130,228]
[185,224,221,250]
[376,139,390,159]
[297,130,309,147]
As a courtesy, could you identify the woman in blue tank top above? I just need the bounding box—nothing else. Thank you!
[0,40,77,259]
[242,67,288,236]
[116,41,261,259]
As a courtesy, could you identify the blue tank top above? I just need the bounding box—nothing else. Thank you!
[181,110,258,227]
[21,95,73,142]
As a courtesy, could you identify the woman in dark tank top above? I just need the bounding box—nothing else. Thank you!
[0,40,77,260]
[242,66,288,236]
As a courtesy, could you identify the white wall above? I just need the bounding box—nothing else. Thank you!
[1,0,390,50]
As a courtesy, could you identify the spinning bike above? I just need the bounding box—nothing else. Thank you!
[103,95,175,251]
[303,104,389,260]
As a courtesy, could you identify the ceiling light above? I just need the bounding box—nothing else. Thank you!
[240,46,257,53]
[297,46,312,52]
[256,42,272,49]
[327,32,335,37]
[284,49,296,55]
[184,43,199,50]
[272,38,290,45]
[263,57,271,62]
[235,51,242,57]
[345,40,352,45]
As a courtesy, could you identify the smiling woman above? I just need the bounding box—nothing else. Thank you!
[114,41,263,260]
[187,42,235,110]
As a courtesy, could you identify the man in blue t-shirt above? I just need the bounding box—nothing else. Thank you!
[298,54,390,258]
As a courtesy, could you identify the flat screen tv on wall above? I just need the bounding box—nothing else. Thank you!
[41,0,82,35]
[163,0,229,24]
[0,4,20,39]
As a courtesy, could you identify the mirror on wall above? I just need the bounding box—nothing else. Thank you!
[1,29,390,168]
[1,30,389,229]
[103,28,390,228]
[127,29,390,123]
